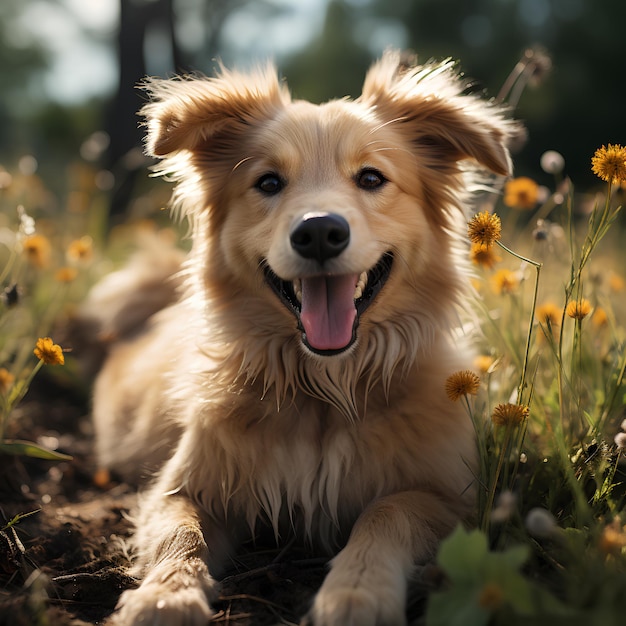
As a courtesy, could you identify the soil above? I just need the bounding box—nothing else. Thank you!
[0,370,430,626]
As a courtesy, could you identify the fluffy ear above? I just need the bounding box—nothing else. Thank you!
[359,50,519,176]
[140,63,291,157]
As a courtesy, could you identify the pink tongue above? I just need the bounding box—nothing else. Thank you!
[300,274,358,351]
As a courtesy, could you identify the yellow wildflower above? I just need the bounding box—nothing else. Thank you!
[445,370,480,401]
[470,242,501,269]
[591,144,626,184]
[536,302,561,328]
[55,267,78,283]
[467,211,501,248]
[592,307,608,328]
[566,298,592,321]
[503,176,539,209]
[599,521,626,556]
[491,403,529,427]
[491,269,518,295]
[470,278,482,293]
[66,236,93,265]
[34,337,65,366]
[473,355,495,374]
[22,234,51,269]
[609,272,625,293]
[0,367,15,394]
[93,467,112,489]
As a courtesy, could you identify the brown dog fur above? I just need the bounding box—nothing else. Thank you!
[89,51,518,625]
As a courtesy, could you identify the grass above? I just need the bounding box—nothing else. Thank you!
[428,152,626,625]
[1,144,626,625]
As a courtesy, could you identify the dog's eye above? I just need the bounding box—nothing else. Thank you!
[356,168,386,191]
[255,173,284,195]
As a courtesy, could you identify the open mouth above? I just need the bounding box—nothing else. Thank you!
[264,253,393,356]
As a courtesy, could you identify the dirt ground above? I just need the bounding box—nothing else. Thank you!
[0,371,430,626]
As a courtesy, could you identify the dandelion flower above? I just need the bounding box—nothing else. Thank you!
[34,337,65,366]
[609,272,625,293]
[566,298,592,320]
[592,307,608,328]
[93,467,112,489]
[445,370,480,401]
[525,507,557,538]
[491,269,518,295]
[66,236,93,265]
[0,367,15,394]
[491,402,528,427]
[55,267,78,283]
[591,144,626,184]
[467,211,501,248]
[473,355,495,374]
[503,176,539,209]
[540,150,565,174]
[22,234,51,269]
[491,490,517,523]
[599,521,626,556]
[536,302,561,328]
[470,242,501,269]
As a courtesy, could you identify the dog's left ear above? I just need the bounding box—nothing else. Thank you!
[359,51,518,176]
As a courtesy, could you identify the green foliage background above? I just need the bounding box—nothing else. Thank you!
[0,0,624,191]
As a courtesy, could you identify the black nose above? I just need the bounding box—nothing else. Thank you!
[290,212,350,263]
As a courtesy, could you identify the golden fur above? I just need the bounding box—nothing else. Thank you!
[89,51,517,625]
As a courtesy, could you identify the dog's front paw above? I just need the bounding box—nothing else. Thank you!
[110,584,213,626]
[302,584,407,626]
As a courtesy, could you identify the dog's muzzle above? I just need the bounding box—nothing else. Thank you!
[265,212,393,356]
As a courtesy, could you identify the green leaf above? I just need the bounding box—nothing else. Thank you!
[427,586,488,626]
[0,439,72,460]
[487,544,529,573]
[437,525,489,582]
[2,509,41,532]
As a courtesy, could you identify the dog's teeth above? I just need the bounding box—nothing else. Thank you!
[293,279,302,303]
[353,272,368,300]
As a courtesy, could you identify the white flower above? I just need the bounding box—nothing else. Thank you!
[491,490,517,523]
[614,432,626,449]
[540,150,565,174]
[525,507,557,538]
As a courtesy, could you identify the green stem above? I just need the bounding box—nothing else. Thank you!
[0,359,44,443]
[496,240,542,403]
[484,425,513,533]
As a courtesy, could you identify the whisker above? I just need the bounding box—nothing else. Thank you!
[369,116,408,134]
[232,156,255,173]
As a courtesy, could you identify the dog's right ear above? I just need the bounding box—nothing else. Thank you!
[359,50,519,178]
[141,63,291,157]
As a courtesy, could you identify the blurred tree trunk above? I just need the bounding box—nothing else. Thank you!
[103,0,270,223]
[105,0,188,221]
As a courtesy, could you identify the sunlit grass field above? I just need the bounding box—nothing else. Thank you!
[429,146,626,626]
[1,143,625,625]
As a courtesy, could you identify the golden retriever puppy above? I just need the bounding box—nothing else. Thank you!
[92,50,517,625]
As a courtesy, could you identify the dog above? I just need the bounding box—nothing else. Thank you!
[87,50,517,625]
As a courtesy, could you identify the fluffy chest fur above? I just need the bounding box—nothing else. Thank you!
[163,337,476,546]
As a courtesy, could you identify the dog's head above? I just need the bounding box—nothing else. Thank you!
[141,51,517,403]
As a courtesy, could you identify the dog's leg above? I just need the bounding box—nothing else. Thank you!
[109,493,226,626]
[303,490,461,626]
